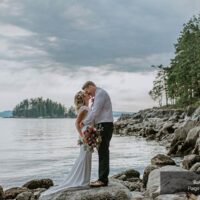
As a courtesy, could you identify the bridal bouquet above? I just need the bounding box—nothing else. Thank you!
[78,125,102,152]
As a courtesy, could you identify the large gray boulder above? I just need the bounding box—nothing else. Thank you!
[180,126,200,154]
[143,165,158,188]
[146,165,187,199]
[168,127,188,156]
[39,179,132,200]
[155,193,188,200]
[181,154,200,170]
[189,162,200,173]
[168,120,198,156]
[193,137,200,155]
[186,106,197,117]
[192,106,200,121]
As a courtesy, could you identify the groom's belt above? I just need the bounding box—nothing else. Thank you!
[95,122,113,128]
[96,122,113,125]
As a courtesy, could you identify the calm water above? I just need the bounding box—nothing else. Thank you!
[0,118,166,189]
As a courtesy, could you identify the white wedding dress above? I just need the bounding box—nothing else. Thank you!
[40,106,92,198]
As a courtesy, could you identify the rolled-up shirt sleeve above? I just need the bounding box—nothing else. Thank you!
[83,89,106,125]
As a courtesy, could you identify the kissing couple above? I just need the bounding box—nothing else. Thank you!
[40,81,114,198]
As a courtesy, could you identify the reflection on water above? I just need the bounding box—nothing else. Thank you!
[0,118,166,189]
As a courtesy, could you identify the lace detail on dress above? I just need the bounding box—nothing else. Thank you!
[78,106,89,115]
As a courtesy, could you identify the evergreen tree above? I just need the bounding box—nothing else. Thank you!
[149,14,200,107]
[149,65,169,106]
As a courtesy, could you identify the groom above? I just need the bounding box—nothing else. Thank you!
[81,81,114,187]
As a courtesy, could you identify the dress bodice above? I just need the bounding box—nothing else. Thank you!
[78,106,89,132]
[77,106,89,115]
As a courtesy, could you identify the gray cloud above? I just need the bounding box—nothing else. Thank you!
[0,0,200,111]
[1,0,200,72]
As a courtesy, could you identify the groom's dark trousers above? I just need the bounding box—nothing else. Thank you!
[97,122,113,184]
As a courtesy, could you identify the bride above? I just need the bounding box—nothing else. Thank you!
[40,91,92,198]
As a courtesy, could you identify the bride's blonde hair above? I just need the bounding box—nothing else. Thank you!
[74,91,85,112]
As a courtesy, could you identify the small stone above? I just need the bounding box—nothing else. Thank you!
[151,154,176,166]
[118,175,127,181]
[23,179,54,190]
[122,180,142,191]
[16,191,33,200]
[112,169,140,180]
[5,187,29,199]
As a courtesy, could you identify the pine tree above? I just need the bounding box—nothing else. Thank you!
[149,14,200,107]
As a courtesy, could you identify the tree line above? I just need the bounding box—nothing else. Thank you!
[149,14,200,107]
[13,97,76,118]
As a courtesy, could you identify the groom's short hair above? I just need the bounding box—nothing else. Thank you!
[82,81,96,89]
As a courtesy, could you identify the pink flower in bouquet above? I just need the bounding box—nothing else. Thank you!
[78,125,102,152]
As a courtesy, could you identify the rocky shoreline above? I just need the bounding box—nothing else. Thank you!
[1,106,200,200]
[114,106,200,155]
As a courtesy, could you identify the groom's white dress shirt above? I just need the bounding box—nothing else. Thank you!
[83,87,113,125]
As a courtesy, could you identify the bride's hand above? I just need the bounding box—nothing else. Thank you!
[80,122,84,128]
[83,137,87,144]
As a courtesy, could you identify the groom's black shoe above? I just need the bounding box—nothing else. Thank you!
[90,180,108,187]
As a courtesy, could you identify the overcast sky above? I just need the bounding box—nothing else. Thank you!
[0,0,200,112]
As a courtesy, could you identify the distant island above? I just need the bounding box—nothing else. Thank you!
[0,97,130,118]
[113,111,133,118]
[0,97,129,119]
[0,110,128,119]
[0,111,13,118]
[12,97,76,118]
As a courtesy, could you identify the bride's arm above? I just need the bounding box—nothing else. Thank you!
[75,110,88,137]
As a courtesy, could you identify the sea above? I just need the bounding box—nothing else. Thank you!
[0,118,166,189]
